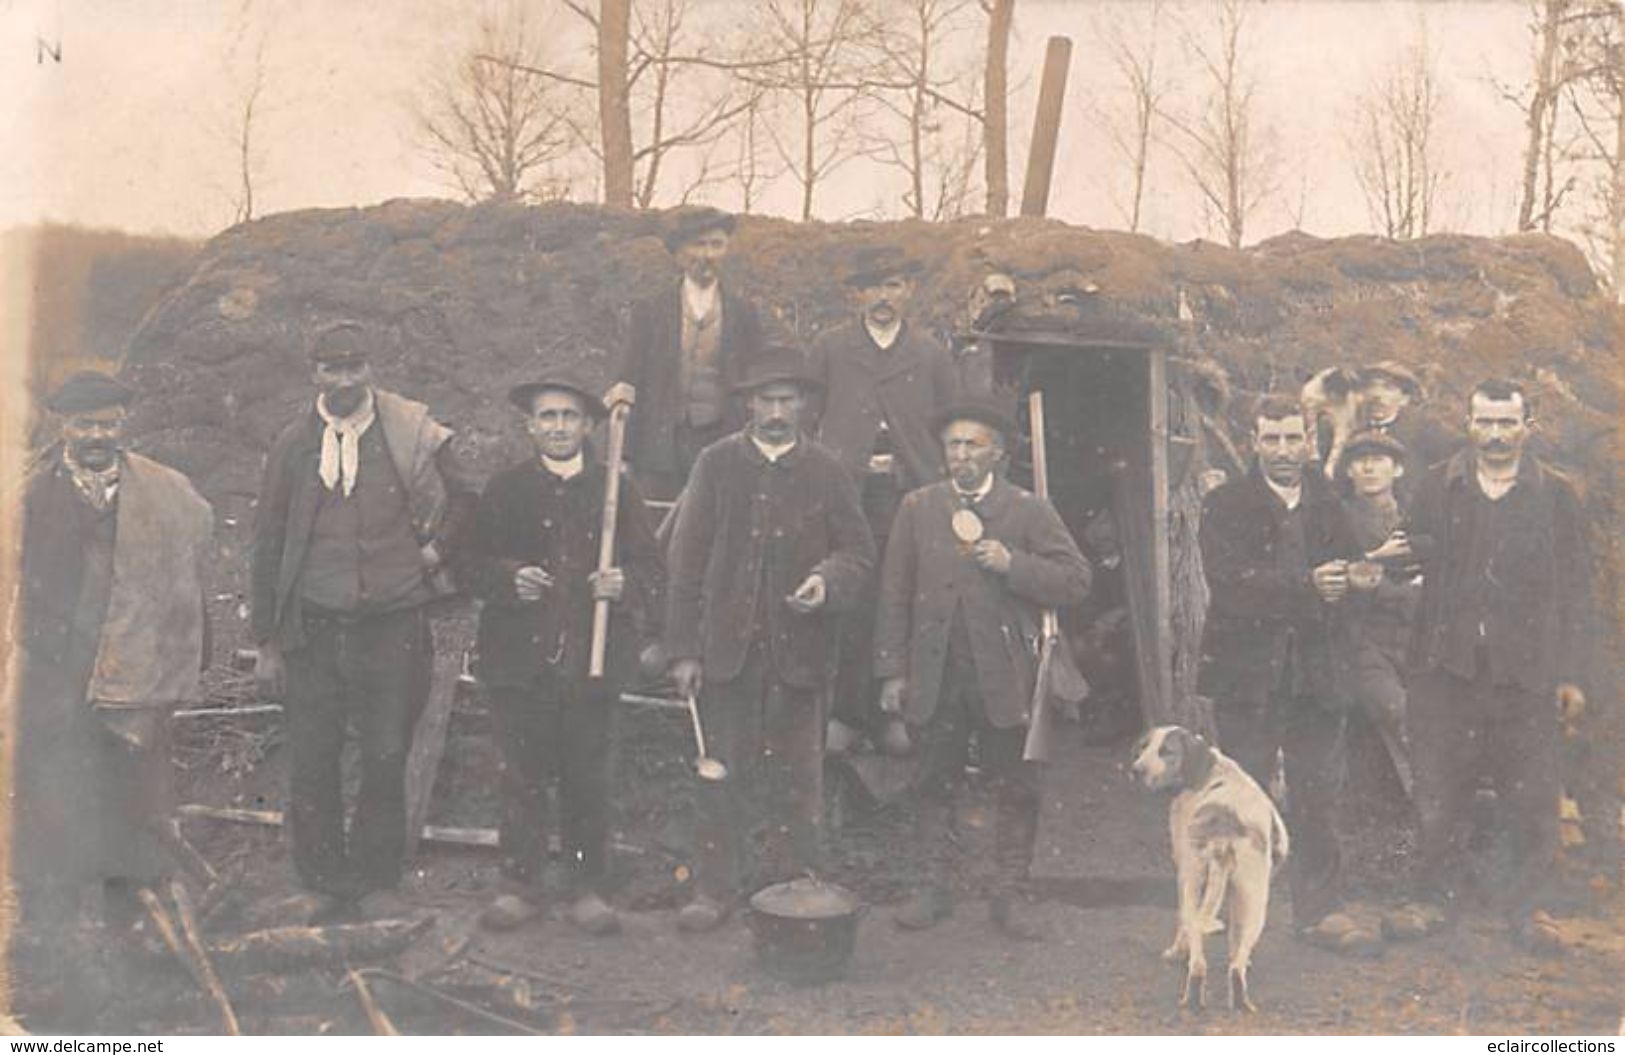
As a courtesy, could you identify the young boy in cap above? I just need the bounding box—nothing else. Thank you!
[464,373,663,934]
[664,348,875,931]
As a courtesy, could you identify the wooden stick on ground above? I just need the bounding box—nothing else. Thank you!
[347,968,400,1036]
[138,887,241,1036]
[167,880,241,1036]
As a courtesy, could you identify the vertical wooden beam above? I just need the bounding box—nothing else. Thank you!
[1019,36,1074,218]
[403,646,462,857]
[1147,347,1175,723]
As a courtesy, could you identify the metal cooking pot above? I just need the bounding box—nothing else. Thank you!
[745,878,865,985]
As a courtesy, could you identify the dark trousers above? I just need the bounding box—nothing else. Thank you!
[1215,696,1347,928]
[911,647,1042,894]
[487,671,614,891]
[1408,663,1560,921]
[693,645,825,902]
[285,605,432,898]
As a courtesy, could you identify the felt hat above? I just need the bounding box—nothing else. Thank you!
[845,245,924,288]
[507,370,608,419]
[662,205,737,253]
[46,370,134,414]
[733,346,822,395]
[932,393,1018,440]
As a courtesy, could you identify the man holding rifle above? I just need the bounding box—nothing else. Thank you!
[462,373,662,935]
[875,395,1090,940]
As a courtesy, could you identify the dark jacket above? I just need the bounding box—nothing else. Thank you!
[665,432,874,688]
[251,393,476,650]
[874,476,1091,728]
[615,281,764,483]
[1406,449,1593,694]
[807,319,958,495]
[463,460,663,689]
[1197,467,1362,711]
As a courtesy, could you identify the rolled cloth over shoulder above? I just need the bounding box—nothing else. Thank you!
[88,452,214,745]
[374,388,454,543]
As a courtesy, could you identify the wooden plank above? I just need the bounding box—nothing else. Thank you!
[1147,347,1175,724]
[179,803,500,849]
[404,647,463,857]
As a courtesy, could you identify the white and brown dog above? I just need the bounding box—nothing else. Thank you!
[1131,725,1289,1013]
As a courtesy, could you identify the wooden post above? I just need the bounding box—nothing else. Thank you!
[1147,348,1174,723]
[1019,36,1074,218]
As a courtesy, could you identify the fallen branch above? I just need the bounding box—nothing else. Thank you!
[346,968,400,1036]
[173,704,284,720]
[138,887,242,1036]
[360,969,542,1035]
[207,917,432,973]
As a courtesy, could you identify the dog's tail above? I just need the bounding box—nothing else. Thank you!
[1270,804,1290,865]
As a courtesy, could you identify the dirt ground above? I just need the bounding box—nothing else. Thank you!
[34,650,1617,1038]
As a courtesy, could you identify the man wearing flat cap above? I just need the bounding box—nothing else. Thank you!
[1356,359,1454,507]
[614,205,765,501]
[664,349,875,931]
[463,373,663,936]
[14,370,213,1020]
[251,320,476,918]
[874,395,1091,940]
[808,246,959,753]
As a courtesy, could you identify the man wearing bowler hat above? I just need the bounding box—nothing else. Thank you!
[808,245,959,753]
[614,205,765,500]
[464,372,663,935]
[875,395,1090,940]
[251,320,476,918]
[664,348,874,931]
[14,370,214,1021]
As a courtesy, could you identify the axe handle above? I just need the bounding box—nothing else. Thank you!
[1024,389,1056,762]
[589,400,631,679]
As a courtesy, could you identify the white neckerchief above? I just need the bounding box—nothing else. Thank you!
[1264,476,1302,511]
[316,388,376,497]
[952,474,995,504]
[683,276,719,322]
[1477,461,1519,502]
[64,448,121,511]
[865,317,902,351]
[542,452,584,480]
[751,434,797,463]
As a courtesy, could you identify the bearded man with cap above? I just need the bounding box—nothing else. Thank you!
[14,370,213,1017]
[463,372,663,935]
[807,246,959,753]
[250,320,476,917]
[664,348,875,932]
[874,395,1091,940]
[614,205,765,501]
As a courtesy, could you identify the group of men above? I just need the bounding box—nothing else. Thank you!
[1200,361,1594,956]
[10,204,1598,1023]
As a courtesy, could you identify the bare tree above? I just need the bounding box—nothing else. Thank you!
[1164,0,1276,248]
[744,0,873,221]
[864,0,985,220]
[597,0,637,207]
[230,40,268,224]
[982,0,1015,217]
[1098,0,1168,233]
[1561,1,1625,296]
[416,6,577,202]
[1349,33,1445,239]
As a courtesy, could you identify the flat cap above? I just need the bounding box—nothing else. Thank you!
[1337,429,1407,475]
[733,345,822,395]
[1357,359,1424,398]
[845,245,923,288]
[46,370,134,413]
[662,205,736,253]
[932,393,1018,440]
[308,319,375,365]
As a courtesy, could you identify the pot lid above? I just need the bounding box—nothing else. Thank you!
[749,878,859,920]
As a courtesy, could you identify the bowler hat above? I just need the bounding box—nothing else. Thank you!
[507,371,608,419]
[932,394,1018,440]
[1337,429,1407,475]
[46,370,134,414]
[733,346,822,395]
[1357,360,1424,399]
[308,319,374,365]
[662,206,737,253]
[845,245,924,289]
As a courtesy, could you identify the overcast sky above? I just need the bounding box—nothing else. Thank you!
[0,1,1551,247]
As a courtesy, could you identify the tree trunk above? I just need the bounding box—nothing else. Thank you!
[1614,72,1624,300]
[599,0,635,208]
[1518,0,1566,232]
[983,0,1013,218]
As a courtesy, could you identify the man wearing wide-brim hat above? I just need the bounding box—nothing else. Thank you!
[807,245,959,754]
[873,393,1091,940]
[250,319,477,919]
[463,371,664,936]
[664,348,875,931]
[14,370,214,1024]
[612,205,765,501]
[1355,358,1455,507]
